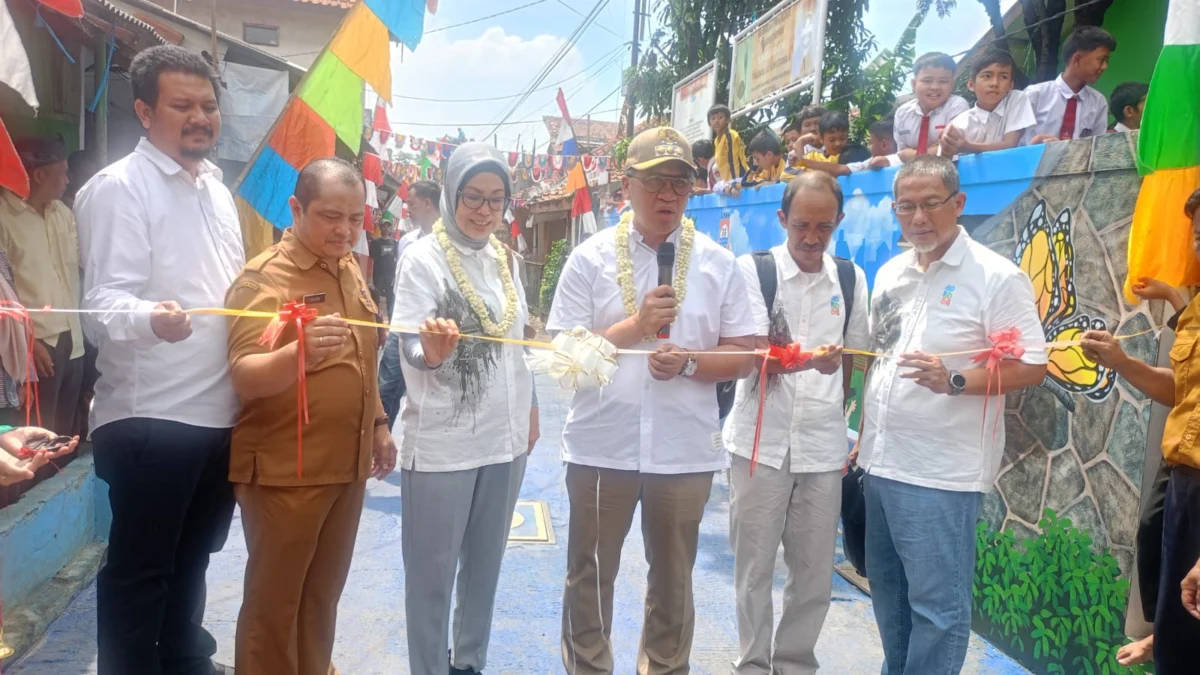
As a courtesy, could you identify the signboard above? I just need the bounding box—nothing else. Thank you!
[671,60,718,144]
[729,0,829,116]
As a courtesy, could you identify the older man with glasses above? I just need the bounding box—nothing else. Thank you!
[549,126,756,675]
[858,155,1047,674]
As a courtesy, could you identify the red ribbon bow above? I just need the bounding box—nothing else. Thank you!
[972,327,1025,446]
[749,343,813,476]
[258,302,318,477]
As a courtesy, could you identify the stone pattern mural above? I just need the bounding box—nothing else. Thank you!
[973,133,1155,578]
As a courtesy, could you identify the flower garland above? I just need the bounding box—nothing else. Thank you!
[433,220,519,337]
[614,210,695,322]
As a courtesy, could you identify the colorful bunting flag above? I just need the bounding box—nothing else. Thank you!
[0,116,29,199]
[330,3,392,100]
[1125,0,1200,301]
[35,0,83,18]
[365,0,426,50]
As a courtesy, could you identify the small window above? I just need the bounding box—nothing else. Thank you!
[243,23,279,47]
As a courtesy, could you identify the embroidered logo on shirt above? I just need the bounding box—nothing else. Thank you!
[941,285,956,306]
[830,295,842,316]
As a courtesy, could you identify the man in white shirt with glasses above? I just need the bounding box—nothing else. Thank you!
[549,126,757,675]
[859,155,1046,674]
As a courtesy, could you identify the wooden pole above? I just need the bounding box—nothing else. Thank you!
[210,0,220,71]
[95,32,108,167]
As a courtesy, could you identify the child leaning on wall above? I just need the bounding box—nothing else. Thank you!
[941,49,1037,156]
[892,52,970,160]
[799,117,899,177]
[1024,26,1116,144]
[1109,81,1149,133]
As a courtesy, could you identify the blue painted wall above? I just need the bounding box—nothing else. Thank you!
[684,144,1047,289]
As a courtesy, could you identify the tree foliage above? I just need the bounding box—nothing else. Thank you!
[623,0,877,140]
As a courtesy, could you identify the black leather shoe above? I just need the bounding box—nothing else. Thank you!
[449,667,479,675]
[212,662,235,675]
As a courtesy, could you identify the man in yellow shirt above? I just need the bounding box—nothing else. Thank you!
[1081,188,1200,673]
[0,138,84,434]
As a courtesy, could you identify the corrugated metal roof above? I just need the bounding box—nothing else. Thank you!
[88,0,169,44]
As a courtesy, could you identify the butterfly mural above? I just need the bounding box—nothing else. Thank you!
[1012,200,1116,412]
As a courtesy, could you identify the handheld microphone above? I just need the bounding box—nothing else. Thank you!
[656,242,676,339]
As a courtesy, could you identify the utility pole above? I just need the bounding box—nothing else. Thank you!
[626,0,641,138]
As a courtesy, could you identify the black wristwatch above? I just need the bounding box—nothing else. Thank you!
[948,370,967,396]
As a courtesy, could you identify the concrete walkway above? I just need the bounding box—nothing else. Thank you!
[8,381,1027,674]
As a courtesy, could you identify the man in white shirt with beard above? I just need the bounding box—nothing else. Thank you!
[860,155,1047,674]
[723,171,870,674]
[74,46,244,675]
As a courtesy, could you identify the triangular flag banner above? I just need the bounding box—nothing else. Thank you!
[365,0,425,51]
[373,99,392,142]
[298,52,365,154]
[35,0,83,18]
[1,0,39,110]
[269,98,336,170]
[362,153,384,184]
[1125,0,1200,301]
[0,116,30,198]
[330,3,392,100]
[565,162,588,195]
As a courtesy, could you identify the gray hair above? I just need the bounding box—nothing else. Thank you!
[893,155,960,195]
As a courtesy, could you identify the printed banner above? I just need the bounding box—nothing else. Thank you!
[671,60,718,145]
[729,0,827,114]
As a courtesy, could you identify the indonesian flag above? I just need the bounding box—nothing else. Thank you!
[373,99,392,145]
[555,88,578,156]
[1124,0,1200,301]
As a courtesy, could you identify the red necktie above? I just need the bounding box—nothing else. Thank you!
[916,114,931,154]
[1059,97,1078,140]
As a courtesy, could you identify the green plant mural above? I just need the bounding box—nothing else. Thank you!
[974,511,1151,675]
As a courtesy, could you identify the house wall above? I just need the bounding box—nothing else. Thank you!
[685,133,1156,675]
[164,0,342,67]
[0,4,87,151]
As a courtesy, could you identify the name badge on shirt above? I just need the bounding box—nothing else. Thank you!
[302,293,326,305]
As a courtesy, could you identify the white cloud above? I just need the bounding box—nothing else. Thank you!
[385,27,598,150]
[839,189,899,263]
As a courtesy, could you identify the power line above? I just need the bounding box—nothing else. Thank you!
[388,107,621,128]
[582,83,623,116]
[390,42,628,103]
[279,0,548,57]
[485,0,612,136]
[426,0,549,34]
[554,0,623,39]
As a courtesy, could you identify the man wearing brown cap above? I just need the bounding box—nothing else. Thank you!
[0,138,83,434]
[548,126,757,674]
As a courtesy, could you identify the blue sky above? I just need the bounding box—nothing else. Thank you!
[386,0,1019,150]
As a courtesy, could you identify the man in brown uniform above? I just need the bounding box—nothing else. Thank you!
[225,157,397,675]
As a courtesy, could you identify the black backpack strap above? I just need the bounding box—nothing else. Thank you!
[833,256,856,338]
[752,250,778,313]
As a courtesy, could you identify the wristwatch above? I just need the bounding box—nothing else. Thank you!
[680,356,699,378]
[948,370,967,396]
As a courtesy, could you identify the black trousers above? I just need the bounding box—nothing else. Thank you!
[1137,460,1172,622]
[35,330,83,435]
[1153,466,1200,673]
[94,418,235,675]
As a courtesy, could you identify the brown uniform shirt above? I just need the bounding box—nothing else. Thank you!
[1165,297,1200,471]
[226,228,385,486]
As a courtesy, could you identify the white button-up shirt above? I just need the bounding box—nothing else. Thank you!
[548,224,756,474]
[723,249,870,473]
[75,138,245,432]
[893,95,971,152]
[391,234,532,472]
[859,228,1047,492]
[1023,75,1109,142]
[948,90,1037,144]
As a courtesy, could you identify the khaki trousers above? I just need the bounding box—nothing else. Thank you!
[561,463,714,675]
[234,480,366,675]
[729,454,842,675]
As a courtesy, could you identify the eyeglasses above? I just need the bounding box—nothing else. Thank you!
[892,191,959,216]
[459,191,509,212]
[631,174,693,197]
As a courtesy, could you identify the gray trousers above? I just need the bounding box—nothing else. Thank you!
[401,454,528,675]
[729,454,842,675]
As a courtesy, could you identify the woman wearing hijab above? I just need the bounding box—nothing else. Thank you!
[392,143,536,675]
